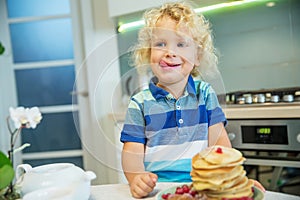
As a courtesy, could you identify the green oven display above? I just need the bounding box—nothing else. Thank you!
[257,127,271,135]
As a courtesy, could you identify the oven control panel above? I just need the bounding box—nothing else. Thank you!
[226,119,300,151]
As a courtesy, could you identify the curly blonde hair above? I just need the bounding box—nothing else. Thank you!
[131,2,219,79]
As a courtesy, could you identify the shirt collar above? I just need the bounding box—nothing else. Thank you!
[149,75,196,99]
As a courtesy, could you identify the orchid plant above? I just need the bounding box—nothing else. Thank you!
[0,107,42,200]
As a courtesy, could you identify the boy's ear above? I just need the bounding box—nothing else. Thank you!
[195,49,202,66]
[195,57,201,66]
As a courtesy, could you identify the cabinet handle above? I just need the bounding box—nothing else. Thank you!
[70,91,89,97]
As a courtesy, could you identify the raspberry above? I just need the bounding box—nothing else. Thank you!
[189,189,198,197]
[181,184,190,193]
[175,187,184,194]
[216,147,223,154]
[161,193,171,199]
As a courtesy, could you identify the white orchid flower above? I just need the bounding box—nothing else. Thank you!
[9,107,28,129]
[9,106,42,129]
[25,107,42,129]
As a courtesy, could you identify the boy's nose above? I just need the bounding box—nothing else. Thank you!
[165,48,177,57]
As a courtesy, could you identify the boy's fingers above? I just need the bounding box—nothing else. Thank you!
[149,172,158,183]
[131,185,149,198]
[141,173,156,188]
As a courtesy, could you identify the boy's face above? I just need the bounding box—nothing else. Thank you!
[150,17,199,86]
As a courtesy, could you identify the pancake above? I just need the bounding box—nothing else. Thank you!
[190,166,236,177]
[206,180,254,199]
[191,166,244,185]
[198,145,243,165]
[192,155,245,169]
[192,170,246,191]
[207,177,251,194]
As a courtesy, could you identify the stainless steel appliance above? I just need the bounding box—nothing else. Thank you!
[226,119,300,152]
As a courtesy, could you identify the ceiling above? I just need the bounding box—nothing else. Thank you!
[116,0,238,25]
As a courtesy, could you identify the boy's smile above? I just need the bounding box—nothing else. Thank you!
[159,60,182,68]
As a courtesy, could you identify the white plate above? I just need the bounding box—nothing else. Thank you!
[156,184,264,200]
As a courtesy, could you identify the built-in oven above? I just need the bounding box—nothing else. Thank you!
[226,119,300,152]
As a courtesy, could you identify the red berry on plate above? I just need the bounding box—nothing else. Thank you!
[161,193,171,199]
[182,184,190,193]
[189,190,198,197]
[175,187,184,194]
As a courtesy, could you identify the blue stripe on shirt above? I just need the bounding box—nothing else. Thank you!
[145,159,192,182]
[144,106,210,132]
[208,107,227,126]
[155,171,192,182]
[120,124,146,144]
[145,110,176,131]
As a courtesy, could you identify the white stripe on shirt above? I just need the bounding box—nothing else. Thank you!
[145,140,208,162]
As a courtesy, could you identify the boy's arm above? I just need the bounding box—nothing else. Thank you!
[122,142,157,198]
[208,122,232,147]
[122,142,146,181]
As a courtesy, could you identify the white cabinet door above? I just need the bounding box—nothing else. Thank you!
[114,122,128,183]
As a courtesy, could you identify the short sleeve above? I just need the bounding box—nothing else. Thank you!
[205,85,227,127]
[120,98,147,144]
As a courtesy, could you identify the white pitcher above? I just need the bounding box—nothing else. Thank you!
[16,163,96,199]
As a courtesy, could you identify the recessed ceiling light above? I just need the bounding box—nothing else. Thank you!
[266,2,276,7]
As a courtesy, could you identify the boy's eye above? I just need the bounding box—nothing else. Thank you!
[154,42,166,47]
[177,42,188,47]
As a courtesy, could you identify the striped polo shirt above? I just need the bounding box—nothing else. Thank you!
[120,75,226,182]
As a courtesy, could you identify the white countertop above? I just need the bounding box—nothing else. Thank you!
[89,183,300,200]
[110,103,300,122]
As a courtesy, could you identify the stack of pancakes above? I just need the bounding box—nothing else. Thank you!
[191,145,254,200]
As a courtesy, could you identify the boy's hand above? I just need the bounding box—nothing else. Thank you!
[129,172,158,198]
[251,179,266,192]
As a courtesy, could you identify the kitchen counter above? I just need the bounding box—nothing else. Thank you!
[110,102,300,122]
[223,102,300,119]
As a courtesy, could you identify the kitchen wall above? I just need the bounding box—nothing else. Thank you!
[208,0,300,92]
[117,0,300,95]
